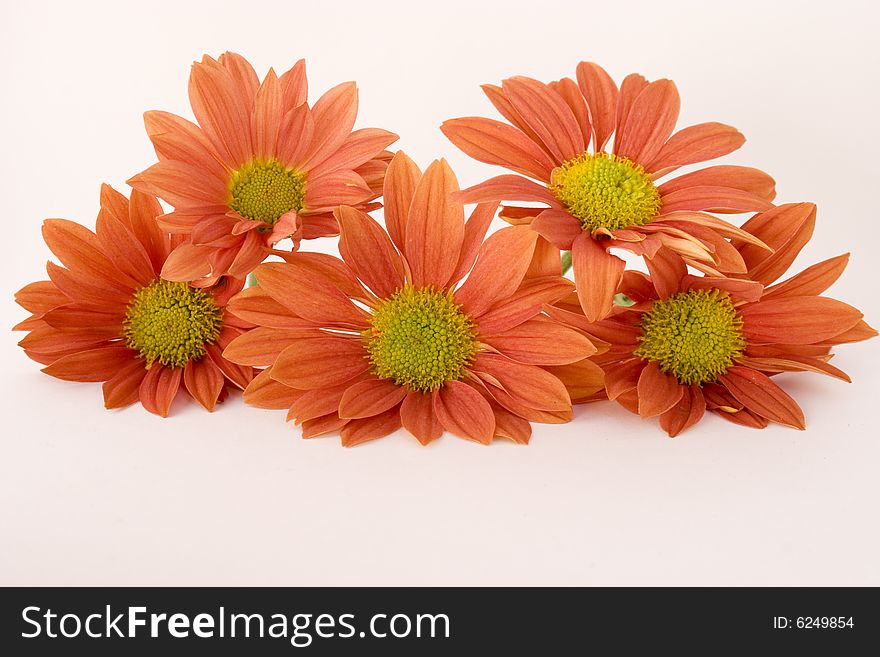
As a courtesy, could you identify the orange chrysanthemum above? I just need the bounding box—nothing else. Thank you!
[129,52,398,282]
[14,185,256,417]
[442,61,777,322]
[546,203,876,435]
[222,152,605,446]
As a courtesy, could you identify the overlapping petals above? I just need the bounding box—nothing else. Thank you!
[546,204,876,435]
[14,185,256,416]
[223,152,605,446]
[129,52,398,282]
[442,62,777,321]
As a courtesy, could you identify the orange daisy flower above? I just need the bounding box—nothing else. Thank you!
[129,52,398,282]
[545,203,876,435]
[14,185,256,417]
[222,152,604,446]
[442,61,776,321]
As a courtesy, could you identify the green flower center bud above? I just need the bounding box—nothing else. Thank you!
[228,159,306,224]
[124,280,223,369]
[550,152,662,232]
[634,289,746,385]
[365,286,478,393]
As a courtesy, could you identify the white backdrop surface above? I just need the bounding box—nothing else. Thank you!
[1,0,878,585]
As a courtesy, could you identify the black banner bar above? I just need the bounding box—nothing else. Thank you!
[1,587,876,654]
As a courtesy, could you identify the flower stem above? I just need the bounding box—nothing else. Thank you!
[561,250,573,275]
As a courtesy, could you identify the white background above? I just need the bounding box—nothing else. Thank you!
[1,0,878,585]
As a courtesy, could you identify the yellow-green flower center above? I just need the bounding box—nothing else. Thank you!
[550,152,662,232]
[228,159,305,224]
[123,280,223,369]
[364,286,478,393]
[634,289,746,386]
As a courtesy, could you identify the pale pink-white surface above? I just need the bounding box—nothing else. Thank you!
[1,0,878,585]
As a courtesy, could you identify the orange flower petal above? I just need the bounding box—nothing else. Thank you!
[735,355,851,383]
[636,361,684,418]
[400,391,444,445]
[659,185,774,214]
[299,81,359,171]
[657,210,770,250]
[279,59,307,109]
[603,358,646,400]
[484,317,596,365]
[440,117,555,181]
[95,209,156,287]
[183,357,225,411]
[302,413,348,439]
[45,261,129,308]
[160,243,213,282]
[271,336,368,389]
[433,381,495,444]
[334,205,405,299]
[14,280,68,314]
[455,225,537,317]
[615,73,649,137]
[405,159,465,289]
[717,366,805,429]
[526,235,564,278]
[615,79,680,165]
[572,232,625,322]
[659,385,706,437]
[102,359,148,409]
[481,83,548,152]
[544,358,606,403]
[531,209,583,250]
[340,406,402,447]
[762,254,850,300]
[645,246,686,299]
[127,190,171,271]
[501,76,584,163]
[218,52,259,99]
[226,286,316,329]
[42,345,133,383]
[289,375,370,423]
[222,327,313,366]
[473,353,571,412]
[549,77,592,151]
[646,123,744,174]
[575,62,618,151]
[143,111,228,184]
[450,202,498,284]
[138,365,182,418]
[490,399,533,444]
[309,128,398,179]
[253,68,283,161]
[740,296,863,344]
[254,261,369,329]
[243,367,303,410]
[456,174,559,206]
[737,203,816,286]
[304,170,372,210]
[276,251,367,300]
[338,378,408,420]
[383,151,421,253]
[477,276,574,334]
[658,165,775,202]
[206,338,254,390]
[681,275,764,303]
[276,103,315,168]
[42,219,136,291]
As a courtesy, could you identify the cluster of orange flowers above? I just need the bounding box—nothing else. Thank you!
[14,53,875,445]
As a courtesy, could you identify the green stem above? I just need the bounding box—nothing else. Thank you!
[561,250,573,276]
[247,273,258,288]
